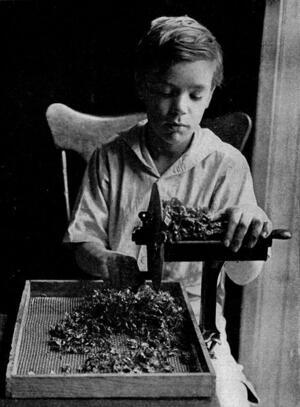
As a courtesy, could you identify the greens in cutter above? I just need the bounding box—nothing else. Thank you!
[163,198,227,242]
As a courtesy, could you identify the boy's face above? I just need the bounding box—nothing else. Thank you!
[140,60,216,150]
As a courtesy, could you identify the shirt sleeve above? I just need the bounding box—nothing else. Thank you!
[210,152,257,211]
[211,150,265,285]
[63,148,110,248]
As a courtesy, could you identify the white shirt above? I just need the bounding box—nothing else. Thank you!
[64,121,260,319]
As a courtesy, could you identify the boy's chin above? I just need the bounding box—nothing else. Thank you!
[165,127,194,140]
[162,131,194,146]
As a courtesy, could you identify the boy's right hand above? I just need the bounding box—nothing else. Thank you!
[73,242,144,289]
[106,252,144,289]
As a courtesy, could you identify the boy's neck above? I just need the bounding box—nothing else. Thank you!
[145,128,194,174]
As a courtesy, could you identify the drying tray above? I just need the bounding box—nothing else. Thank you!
[6,280,215,399]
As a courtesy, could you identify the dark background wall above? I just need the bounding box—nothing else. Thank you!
[0,0,265,357]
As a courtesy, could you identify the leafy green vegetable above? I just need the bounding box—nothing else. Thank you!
[49,284,193,373]
[163,198,227,242]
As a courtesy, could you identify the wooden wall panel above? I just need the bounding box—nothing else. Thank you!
[240,1,300,406]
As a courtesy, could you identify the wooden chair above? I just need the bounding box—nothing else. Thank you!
[46,102,252,355]
[46,103,147,220]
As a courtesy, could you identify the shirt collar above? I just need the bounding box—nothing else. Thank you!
[121,121,222,176]
[121,121,159,176]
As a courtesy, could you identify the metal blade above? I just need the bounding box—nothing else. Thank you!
[146,183,163,291]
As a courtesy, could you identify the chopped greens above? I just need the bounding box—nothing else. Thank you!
[49,284,194,374]
[163,198,227,242]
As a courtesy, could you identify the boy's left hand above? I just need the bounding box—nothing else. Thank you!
[212,204,272,252]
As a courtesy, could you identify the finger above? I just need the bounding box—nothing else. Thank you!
[261,219,272,238]
[245,219,264,248]
[230,212,253,252]
[107,256,122,288]
[98,258,110,281]
[120,256,143,289]
[109,268,121,289]
[128,268,145,292]
[223,209,243,248]
[120,267,138,289]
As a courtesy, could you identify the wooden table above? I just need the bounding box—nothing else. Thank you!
[0,398,220,406]
[0,312,220,407]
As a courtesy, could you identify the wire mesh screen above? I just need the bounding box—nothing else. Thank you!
[17,296,202,375]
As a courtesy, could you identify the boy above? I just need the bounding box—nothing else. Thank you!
[64,16,271,406]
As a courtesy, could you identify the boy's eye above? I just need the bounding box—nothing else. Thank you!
[147,83,204,100]
[190,92,203,100]
[147,83,175,96]
[159,89,173,96]
[154,87,174,96]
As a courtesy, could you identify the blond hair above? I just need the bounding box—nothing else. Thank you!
[135,16,223,88]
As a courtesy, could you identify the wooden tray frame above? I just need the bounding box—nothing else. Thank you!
[6,280,215,399]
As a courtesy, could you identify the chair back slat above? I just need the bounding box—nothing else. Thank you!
[46,103,147,162]
[47,103,147,219]
[202,111,252,152]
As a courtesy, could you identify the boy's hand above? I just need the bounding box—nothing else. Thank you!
[106,252,144,289]
[74,242,144,289]
[212,204,272,252]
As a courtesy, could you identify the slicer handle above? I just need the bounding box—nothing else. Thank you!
[270,229,292,240]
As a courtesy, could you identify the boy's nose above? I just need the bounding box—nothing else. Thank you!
[171,94,189,114]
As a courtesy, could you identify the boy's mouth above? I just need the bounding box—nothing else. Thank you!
[165,122,189,130]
